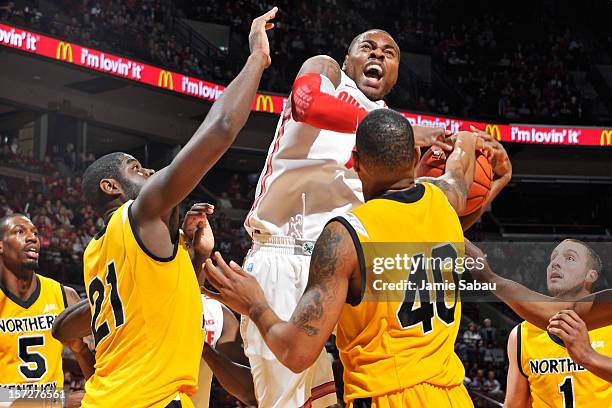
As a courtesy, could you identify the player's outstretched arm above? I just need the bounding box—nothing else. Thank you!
[202,305,256,406]
[504,326,531,407]
[203,221,356,373]
[548,310,612,382]
[460,125,512,231]
[418,131,478,214]
[465,239,612,330]
[131,8,277,226]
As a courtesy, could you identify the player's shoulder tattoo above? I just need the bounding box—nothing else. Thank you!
[302,55,341,84]
[421,171,469,209]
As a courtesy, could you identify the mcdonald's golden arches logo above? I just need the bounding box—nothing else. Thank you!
[600,129,612,146]
[485,124,502,141]
[157,70,174,90]
[256,95,274,113]
[56,42,73,62]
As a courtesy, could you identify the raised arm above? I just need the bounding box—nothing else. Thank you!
[418,131,478,214]
[465,238,612,330]
[131,8,277,225]
[203,221,357,373]
[460,125,512,231]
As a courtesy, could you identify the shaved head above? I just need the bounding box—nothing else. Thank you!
[348,29,400,58]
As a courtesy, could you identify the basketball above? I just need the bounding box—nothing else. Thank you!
[416,148,493,216]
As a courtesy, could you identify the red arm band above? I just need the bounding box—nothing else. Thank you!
[291,73,368,133]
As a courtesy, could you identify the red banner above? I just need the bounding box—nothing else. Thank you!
[1,23,610,147]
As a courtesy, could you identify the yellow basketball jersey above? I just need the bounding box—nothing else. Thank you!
[334,182,466,401]
[519,321,612,408]
[81,201,204,408]
[0,274,66,391]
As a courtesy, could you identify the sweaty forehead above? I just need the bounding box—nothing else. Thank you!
[2,215,34,234]
[353,31,399,52]
[553,241,586,258]
[122,154,139,166]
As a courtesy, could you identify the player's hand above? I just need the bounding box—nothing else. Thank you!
[203,252,267,316]
[470,125,512,179]
[463,238,494,282]
[64,337,87,355]
[183,203,215,261]
[249,6,278,68]
[548,310,595,367]
[413,125,453,151]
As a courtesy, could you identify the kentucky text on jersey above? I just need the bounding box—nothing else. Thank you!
[0,314,56,333]
[1,381,57,390]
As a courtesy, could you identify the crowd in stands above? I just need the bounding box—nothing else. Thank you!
[0,0,238,84]
[1,0,603,121]
[353,0,596,121]
[456,319,507,407]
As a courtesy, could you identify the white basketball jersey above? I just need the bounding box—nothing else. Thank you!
[244,70,386,240]
[191,295,224,408]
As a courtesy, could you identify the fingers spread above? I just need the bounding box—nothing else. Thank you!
[204,258,231,289]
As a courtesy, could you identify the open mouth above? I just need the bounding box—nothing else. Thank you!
[24,248,39,260]
[363,64,384,85]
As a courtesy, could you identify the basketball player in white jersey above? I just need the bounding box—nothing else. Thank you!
[242,29,458,408]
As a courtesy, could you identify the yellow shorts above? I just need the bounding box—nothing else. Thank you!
[347,383,474,408]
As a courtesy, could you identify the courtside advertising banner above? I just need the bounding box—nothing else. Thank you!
[1,23,610,147]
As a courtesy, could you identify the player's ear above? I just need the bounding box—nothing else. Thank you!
[0,241,3,255]
[342,55,348,71]
[352,150,360,172]
[413,148,421,170]
[99,178,123,197]
[585,269,599,283]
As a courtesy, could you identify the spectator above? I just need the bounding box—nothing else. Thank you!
[463,322,485,363]
[217,192,233,209]
[480,318,497,346]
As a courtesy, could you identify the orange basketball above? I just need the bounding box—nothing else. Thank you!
[416,148,493,216]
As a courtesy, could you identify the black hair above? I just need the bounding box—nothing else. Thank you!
[81,152,126,213]
[355,109,415,171]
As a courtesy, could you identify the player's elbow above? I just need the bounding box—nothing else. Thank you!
[447,189,467,216]
[211,114,238,139]
[241,391,258,407]
[282,353,318,374]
